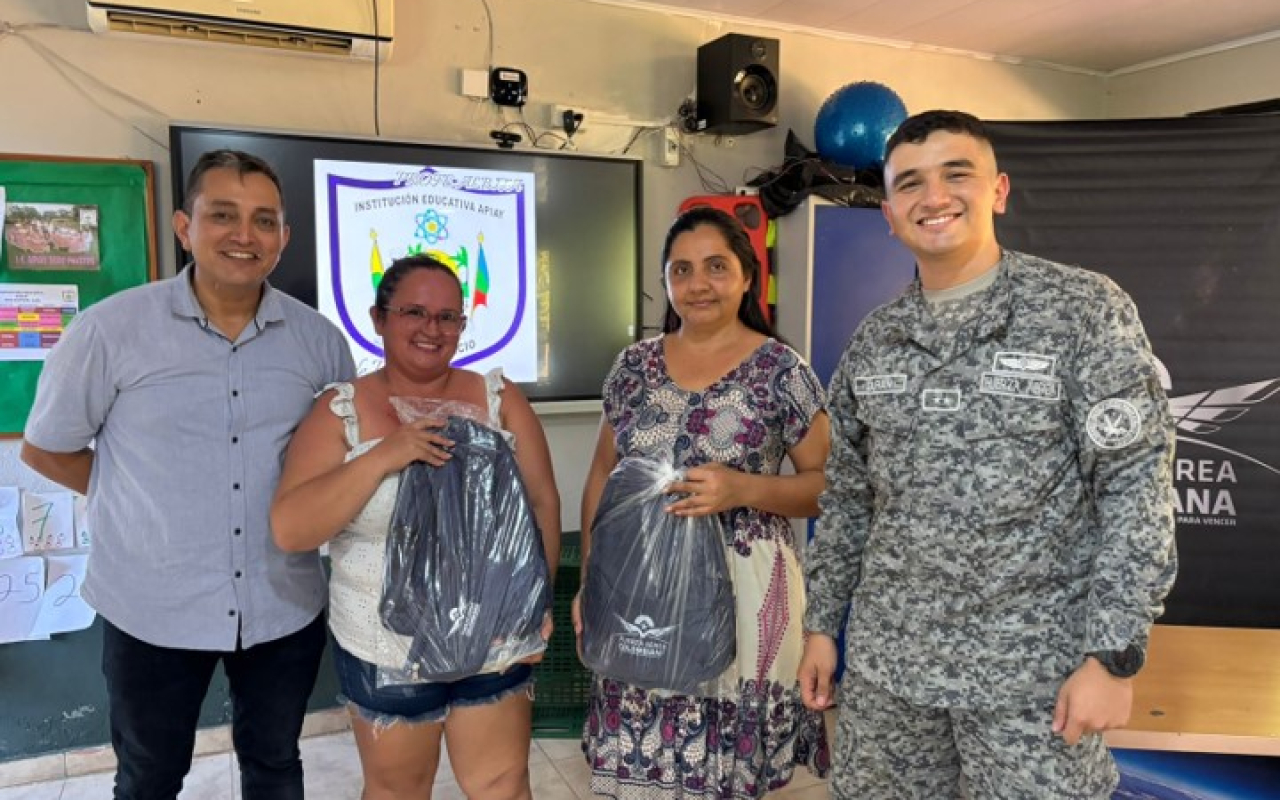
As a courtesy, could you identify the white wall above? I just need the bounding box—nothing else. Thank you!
[0,0,1105,527]
[1106,37,1280,118]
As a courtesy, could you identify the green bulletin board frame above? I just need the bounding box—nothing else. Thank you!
[0,155,157,436]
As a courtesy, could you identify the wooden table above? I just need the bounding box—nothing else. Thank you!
[1105,624,1280,756]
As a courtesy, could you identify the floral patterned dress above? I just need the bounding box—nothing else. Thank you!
[583,336,831,799]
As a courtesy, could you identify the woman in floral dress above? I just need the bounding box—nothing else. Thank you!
[575,206,831,798]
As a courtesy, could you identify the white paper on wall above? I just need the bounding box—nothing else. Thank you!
[73,494,91,549]
[29,552,94,637]
[0,556,47,643]
[21,491,75,553]
[0,487,21,559]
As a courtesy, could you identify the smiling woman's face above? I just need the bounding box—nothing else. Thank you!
[664,224,750,332]
[374,268,466,375]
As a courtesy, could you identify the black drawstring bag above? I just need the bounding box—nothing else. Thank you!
[380,415,549,683]
[581,456,736,696]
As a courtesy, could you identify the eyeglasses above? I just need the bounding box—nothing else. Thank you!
[385,305,467,333]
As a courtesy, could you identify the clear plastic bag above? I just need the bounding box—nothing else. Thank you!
[377,401,550,686]
[388,397,492,429]
[580,456,737,697]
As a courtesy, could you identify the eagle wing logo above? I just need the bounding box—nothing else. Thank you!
[616,614,677,641]
[1149,355,1280,476]
[617,616,646,635]
[646,623,678,640]
[1169,379,1280,434]
[995,352,1055,374]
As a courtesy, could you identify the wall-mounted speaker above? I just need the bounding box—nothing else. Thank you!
[678,194,772,322]
[696,34,779,136]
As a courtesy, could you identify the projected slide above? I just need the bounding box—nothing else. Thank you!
[314,159,538,379]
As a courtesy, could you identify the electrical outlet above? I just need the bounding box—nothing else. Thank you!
[552,104,586,133]
[460,68,489,99]
[561,109,584,136]
[662,127,681,167]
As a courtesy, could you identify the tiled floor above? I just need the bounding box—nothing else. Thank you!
[0,730,831,800]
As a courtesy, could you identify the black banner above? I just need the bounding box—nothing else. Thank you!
[988,116,1280,628]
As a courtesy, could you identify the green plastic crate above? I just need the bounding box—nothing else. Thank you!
[532,533,592,738]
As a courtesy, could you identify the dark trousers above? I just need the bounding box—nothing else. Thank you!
[101,613,327,800]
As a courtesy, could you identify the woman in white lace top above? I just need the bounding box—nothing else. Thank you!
[272,255,561,800]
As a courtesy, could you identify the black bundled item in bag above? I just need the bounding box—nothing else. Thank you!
[581,456,736,696]
[380,404,550,684]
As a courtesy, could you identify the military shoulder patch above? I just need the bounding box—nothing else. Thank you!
[1086,398,1143,449]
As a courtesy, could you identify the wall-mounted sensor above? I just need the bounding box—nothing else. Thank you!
[489,67,528,107]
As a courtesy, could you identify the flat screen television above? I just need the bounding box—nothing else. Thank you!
[169,126,643,404]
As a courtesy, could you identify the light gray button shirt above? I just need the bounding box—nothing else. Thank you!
[26,265,355,650]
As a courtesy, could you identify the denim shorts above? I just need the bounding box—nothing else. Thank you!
[331,639,534,727]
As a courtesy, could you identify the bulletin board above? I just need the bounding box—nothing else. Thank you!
[0,155,157,436]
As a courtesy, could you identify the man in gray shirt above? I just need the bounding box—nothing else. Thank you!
[22,150,355,799]
[799,111,1176,799]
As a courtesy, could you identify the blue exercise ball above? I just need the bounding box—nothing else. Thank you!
[814,82,908,170]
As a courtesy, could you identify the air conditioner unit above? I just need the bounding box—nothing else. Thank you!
[86,0,393,61]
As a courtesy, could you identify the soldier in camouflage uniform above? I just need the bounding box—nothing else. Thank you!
[798,110,1177,799]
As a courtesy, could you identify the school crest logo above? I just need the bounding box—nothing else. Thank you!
[313,159,538,378]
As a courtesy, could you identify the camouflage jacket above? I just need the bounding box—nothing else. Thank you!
[805,250,1177,708]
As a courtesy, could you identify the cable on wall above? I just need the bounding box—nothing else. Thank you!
[371,0,382,136]
[0,21,168,150]
[478,0,495,69]
[682,141,732,194]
